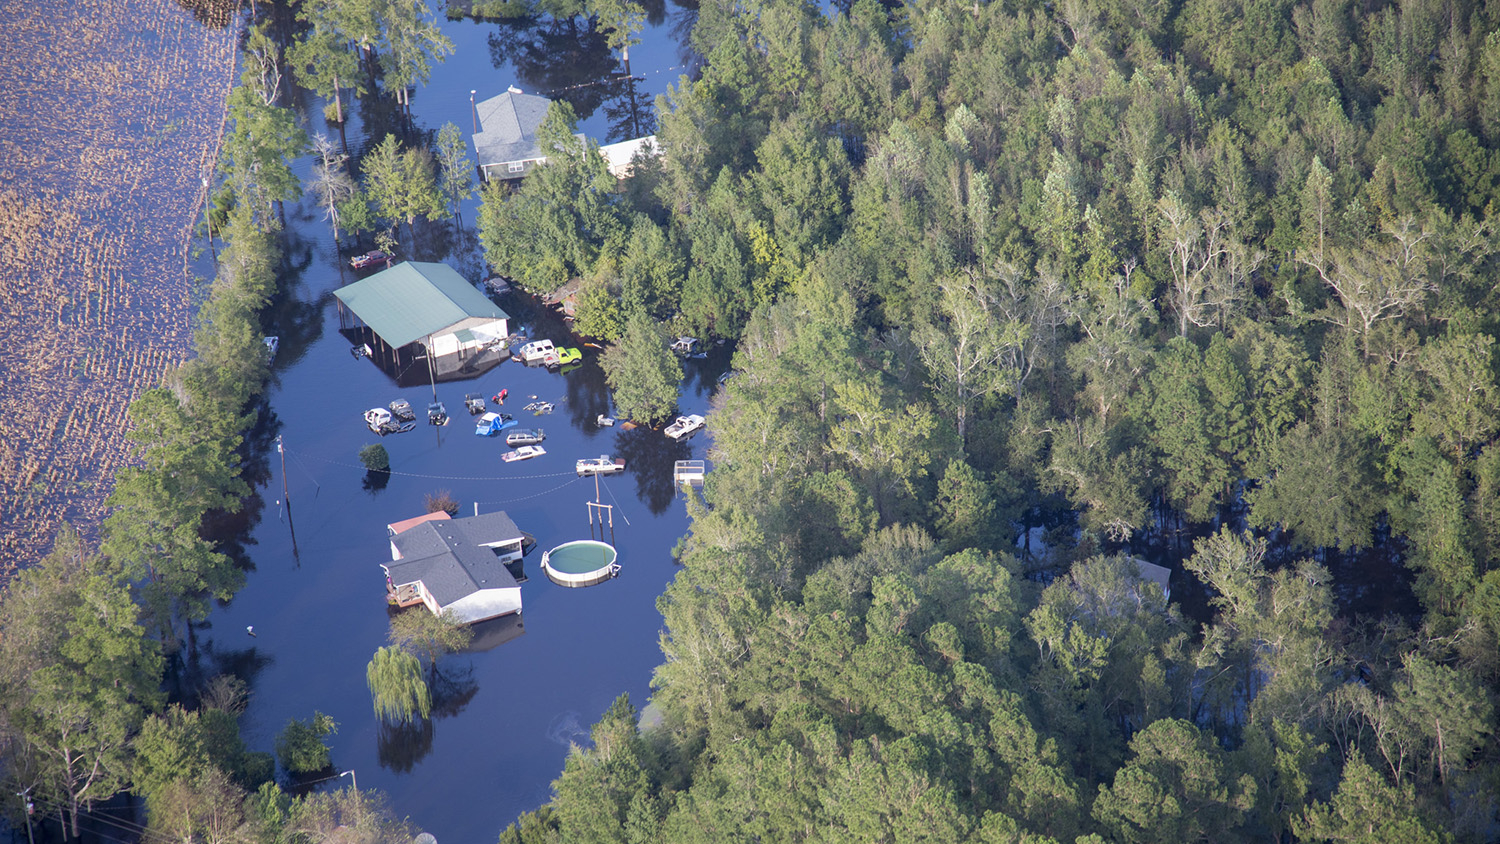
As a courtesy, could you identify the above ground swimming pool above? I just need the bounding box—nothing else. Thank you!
[541,540,620,587]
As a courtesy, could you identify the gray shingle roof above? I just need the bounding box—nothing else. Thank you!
[473,89,553,168]
[332,262,508,349]
[386,519,519,607]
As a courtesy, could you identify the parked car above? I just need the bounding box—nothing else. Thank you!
[350,250,389,270]
[517,339,555,363]
[501,445,547,463]
[506,428,545,447]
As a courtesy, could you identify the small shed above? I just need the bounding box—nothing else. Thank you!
[334,261,509,378]
[673,460,706,487]
[382,510,530,624]
[597,135,660,179]
[1130,557,1173,602]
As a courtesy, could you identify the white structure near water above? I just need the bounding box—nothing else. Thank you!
[382,511,527,623]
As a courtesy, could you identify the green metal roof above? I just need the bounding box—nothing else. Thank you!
[333,262,509,349]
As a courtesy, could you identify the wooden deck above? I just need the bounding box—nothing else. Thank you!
[387,583,425,608]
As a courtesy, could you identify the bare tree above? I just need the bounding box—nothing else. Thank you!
[308,134,355,242]
[1307,216,1435,336]
[1157,193,1263,335]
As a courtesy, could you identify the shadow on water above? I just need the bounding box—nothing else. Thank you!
[378,718,436,773]
[612,424,693,515]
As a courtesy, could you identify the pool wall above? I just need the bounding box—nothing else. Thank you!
[541,540,620,587]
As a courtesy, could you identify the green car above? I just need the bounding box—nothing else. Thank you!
[555,347,582,366]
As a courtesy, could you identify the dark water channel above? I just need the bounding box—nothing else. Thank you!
[180,6,711,842]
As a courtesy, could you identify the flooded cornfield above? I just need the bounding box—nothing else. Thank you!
[0,0,239,564]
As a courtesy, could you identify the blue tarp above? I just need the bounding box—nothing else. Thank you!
[475,412,518,436]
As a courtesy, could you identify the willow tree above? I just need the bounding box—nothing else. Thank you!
[366,646,431,724]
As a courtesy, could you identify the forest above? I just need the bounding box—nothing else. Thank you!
[3,0,1500,838]
[487,0,1500,838]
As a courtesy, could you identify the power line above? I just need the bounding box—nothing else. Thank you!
[474,476,582,505]
[285,447,578,482]
[23,792,176,844]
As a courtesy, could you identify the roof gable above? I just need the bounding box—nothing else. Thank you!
[473,89,553,167]
[333,262,509,349]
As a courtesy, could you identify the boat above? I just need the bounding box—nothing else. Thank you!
[264,336,279,361]
[523,401,554,415]
[664,414,706,440]
[576,456,626,476]
[365,407,415,435]
[475,412,517,436]
[596,414,615,427]
[502,445,546,462]
[506,428,545,446]
[350,250,389,270]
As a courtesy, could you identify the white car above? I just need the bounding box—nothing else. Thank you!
[501,445,547,463]
[517,339,555,363]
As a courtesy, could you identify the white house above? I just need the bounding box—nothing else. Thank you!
[382,510,529,624]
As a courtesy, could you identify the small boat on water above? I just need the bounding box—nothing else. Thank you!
[664,414,706,440]
[502,445,547,463]
[264,336,279,361]
[506,428,545,446]
[596,414,615,427]
[576,455,626,476]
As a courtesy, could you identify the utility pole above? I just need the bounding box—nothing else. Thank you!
[277,434,289,506]
[202,176,218,264]
[16,788,34,844]
[470,90,477,134]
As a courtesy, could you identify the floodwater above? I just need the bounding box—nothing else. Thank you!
[178,4,711,842]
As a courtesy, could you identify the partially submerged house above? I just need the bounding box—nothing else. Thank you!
[473,87,555,181]
[334,261,510,382]
[472,86,660,181]
[381,510,529,624]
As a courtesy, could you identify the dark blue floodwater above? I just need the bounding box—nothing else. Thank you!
[187,6,715,842]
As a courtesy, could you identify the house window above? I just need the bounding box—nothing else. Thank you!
[508,161,525,173]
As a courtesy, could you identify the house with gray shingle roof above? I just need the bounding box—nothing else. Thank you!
[473,87,559,180]
[381,511,528,624]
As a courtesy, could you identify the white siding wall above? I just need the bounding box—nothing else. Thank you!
[444,587,523,623]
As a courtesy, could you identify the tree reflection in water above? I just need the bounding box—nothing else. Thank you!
[481,0,693,142]
[376,661,480,772]
[610,423,693,515]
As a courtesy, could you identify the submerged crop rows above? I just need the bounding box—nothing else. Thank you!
[0,0,238,565]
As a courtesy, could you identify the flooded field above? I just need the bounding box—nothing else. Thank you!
[0,0,239,565]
